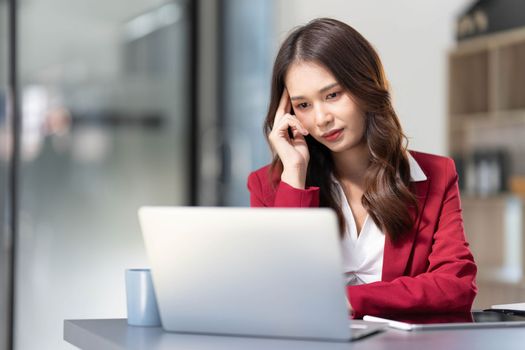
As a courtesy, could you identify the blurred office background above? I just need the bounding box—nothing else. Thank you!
[2,0,525,349]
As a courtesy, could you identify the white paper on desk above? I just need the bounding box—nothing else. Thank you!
[491,302,525,311]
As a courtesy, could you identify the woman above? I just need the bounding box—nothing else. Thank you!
[247,18,477,317]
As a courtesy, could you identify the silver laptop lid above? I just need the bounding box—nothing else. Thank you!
[139,207,351,341]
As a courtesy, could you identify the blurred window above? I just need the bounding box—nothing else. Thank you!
[15,1,192,349]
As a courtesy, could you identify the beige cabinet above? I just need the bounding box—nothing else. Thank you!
[449,27,525,308]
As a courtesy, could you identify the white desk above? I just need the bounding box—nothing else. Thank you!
[64,318,525,350]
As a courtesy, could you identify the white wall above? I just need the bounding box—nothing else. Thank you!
[274,0,475,156]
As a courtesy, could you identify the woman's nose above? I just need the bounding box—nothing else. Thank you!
[315,104,334,127]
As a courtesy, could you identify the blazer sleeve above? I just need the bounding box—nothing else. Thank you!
[247,170,320,207]
[348,159,477,316]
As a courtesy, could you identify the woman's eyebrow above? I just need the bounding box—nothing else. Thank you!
[319,82,339,93]
[290,82,340,101]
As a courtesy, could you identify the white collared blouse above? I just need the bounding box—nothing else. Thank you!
[338,153,427,286]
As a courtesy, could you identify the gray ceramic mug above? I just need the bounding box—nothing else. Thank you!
[125,268,161,326]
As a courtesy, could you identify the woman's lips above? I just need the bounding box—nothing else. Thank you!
[322,128,343,142]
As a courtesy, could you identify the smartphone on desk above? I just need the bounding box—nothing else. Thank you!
[363,311,525,331]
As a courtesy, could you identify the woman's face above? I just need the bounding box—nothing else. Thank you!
[285,61,366,154]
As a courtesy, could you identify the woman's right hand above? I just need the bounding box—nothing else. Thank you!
[268,89,310,189]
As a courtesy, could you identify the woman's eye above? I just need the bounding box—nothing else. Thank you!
[297,102,309,109]
[327,92,339,100]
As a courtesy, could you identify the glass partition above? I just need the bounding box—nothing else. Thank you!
[16,1,192,349]
[221,0,273,206]
[0,1,12,349]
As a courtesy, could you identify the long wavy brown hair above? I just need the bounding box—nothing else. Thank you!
[264,18,418,240]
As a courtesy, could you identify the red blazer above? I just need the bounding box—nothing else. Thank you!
[247,151,477,316]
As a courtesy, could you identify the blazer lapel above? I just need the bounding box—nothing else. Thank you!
[382,179,430,282]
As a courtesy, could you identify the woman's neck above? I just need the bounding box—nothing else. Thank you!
[331,143,369,186]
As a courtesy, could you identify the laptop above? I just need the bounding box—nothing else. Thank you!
[138,206,384,341]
